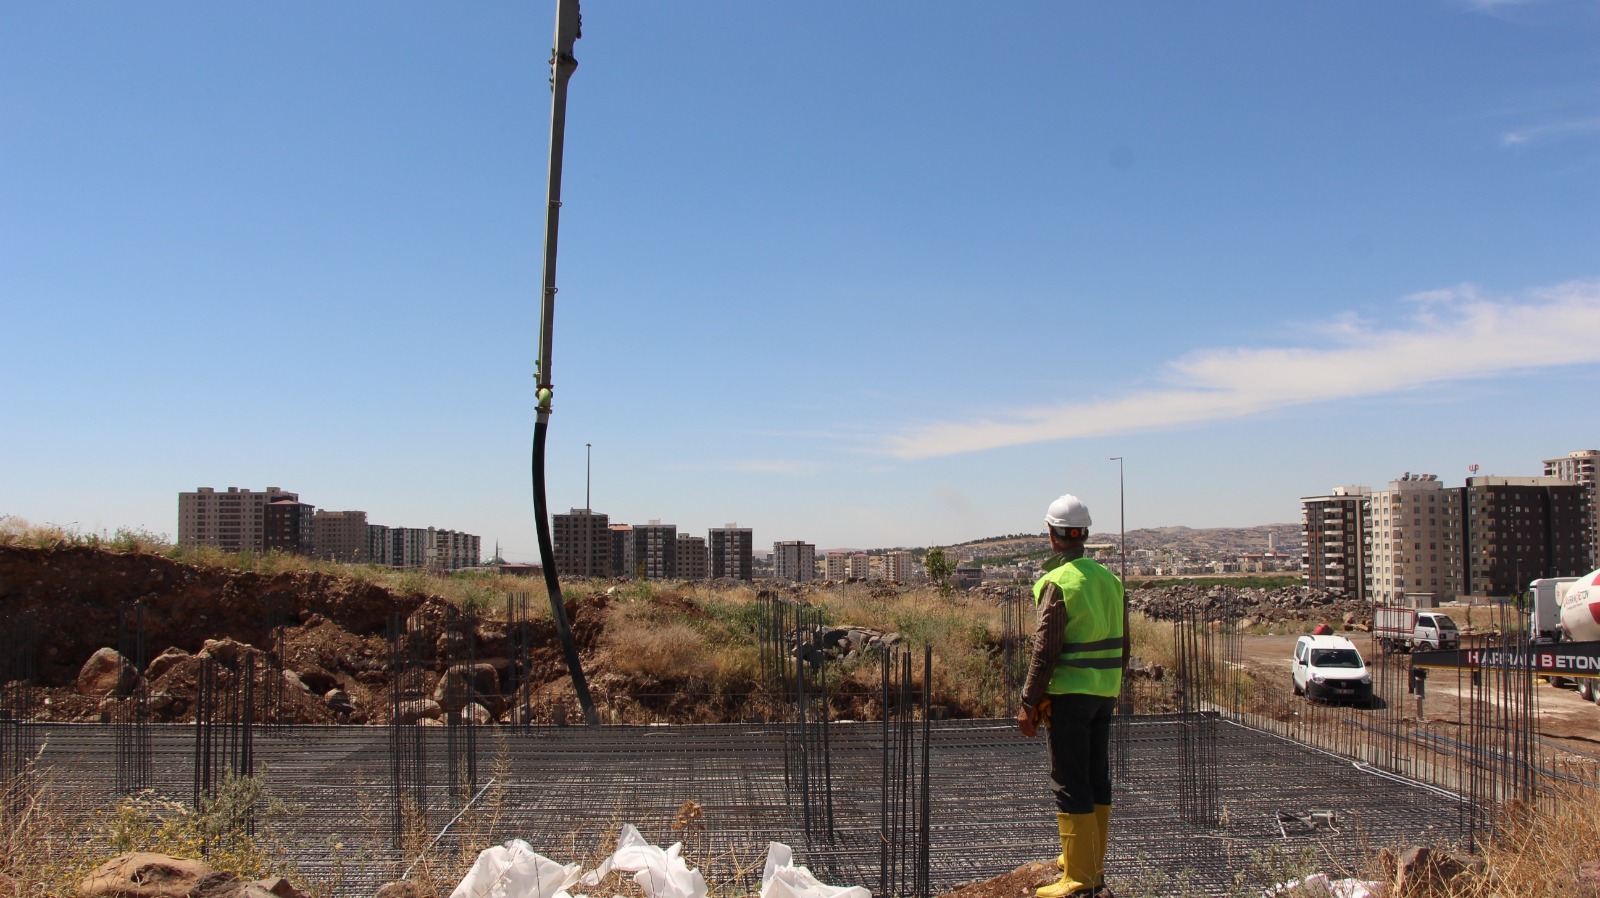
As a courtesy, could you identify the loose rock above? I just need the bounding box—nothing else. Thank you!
[395,699,442,725]
[77,853,234,898]
[77,648,137,697]
[372,882,431,898]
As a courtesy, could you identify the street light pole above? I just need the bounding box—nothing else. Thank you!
[585,442,592,511]
[1109,457,1126,582]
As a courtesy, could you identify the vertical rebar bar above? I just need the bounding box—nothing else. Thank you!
[116,601,149,794]
[0,611,36,817]
[917,645,932,898]
[193,657,214,808]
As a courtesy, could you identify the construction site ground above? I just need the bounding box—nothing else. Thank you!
[7,545,1600,896]
[26,714,1464,898]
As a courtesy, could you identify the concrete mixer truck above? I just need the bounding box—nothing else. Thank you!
[1532,569,1600,701]
[1411,567,1600,707]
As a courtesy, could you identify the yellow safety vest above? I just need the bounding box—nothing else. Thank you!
[1032,556,1125,697]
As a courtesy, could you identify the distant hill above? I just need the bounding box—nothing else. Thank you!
[955,523,1300,557]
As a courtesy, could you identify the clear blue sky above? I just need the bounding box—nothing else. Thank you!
[3,2,1597,560]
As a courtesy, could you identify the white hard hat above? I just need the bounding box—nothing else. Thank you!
[1045,494,1092,530]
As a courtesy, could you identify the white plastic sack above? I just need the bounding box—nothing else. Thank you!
[760,841,871,898]
[1261,873,1381,898]
[450,838,583,898]
[580,823,707,898]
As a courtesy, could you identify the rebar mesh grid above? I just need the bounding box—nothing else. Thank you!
[7,595,1584,896]
[25,716,1466,898]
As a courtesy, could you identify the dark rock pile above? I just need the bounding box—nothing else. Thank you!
[1129,584,1367,625]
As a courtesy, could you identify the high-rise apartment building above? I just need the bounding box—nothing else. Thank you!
[552,509,611,577]
[609,525,634,578]
[1544,450,1600,566]
[676,535,709,580]
[1300,487,1370,599]
[709,525,754,580]
[391,528,432,569]
[179,487,299,552]
[431,529,481,571]
[178,487,475,569]
[382,526,479,570]
[263,498,316,555]
[367,524,392,565]
[883,550,917,583]
[1463,476,1590,596]
[849,554,870,581]
[824,553,849,581]
[314,510,370,562]
[632,522,678,580]
[773,541,816,582]
[1366,474,1462,605]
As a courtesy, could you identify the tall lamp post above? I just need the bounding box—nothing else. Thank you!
[1109,457,1126,582]
[585,442,592,510]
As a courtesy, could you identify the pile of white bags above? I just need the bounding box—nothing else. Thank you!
[449,826,870,898]
[1261,873,1382,898]
[449,839,582,898]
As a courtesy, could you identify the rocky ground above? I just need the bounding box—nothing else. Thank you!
[1128,582,1370,627]
[2,545,1373,727]
[967,580,1369,628]
[0,545,607,726]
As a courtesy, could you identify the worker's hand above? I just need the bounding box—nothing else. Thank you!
[1017,704,1038,738]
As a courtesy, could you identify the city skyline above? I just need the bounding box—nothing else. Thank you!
[3,3,1597,558]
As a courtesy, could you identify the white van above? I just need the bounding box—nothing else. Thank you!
[1292,634,1374,706]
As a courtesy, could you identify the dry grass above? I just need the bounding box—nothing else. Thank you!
[0,516,170,554]
[1426,783,1600,898]
[0,764,297,898]
[807,583,1009,715]
[0,515,554,620]
[1,765,106,898]
[1127,612,1176,671]
[599,615,715,680]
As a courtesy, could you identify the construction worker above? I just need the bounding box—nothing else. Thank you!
[1017,494,1129,898]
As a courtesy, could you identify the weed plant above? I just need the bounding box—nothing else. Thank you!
[1,766,295,898]
[106,775,292,878]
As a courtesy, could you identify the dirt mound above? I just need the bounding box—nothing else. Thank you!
[0,546,610,725]
[1,546,416,684]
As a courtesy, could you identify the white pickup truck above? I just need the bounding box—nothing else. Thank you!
[1373,606,1460,653]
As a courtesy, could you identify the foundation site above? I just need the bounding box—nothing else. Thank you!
[4,546,1600,898]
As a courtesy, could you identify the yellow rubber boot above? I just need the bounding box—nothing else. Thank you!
[1056,807,1110,878]
[1092,804,1112,893]
[1037,813,1098,898]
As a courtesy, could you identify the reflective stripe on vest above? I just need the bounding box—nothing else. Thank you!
[1032,556,1125,697]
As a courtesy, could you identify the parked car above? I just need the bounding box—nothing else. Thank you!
[1292,634,1374,706]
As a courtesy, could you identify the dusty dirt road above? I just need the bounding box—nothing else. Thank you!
[1239,631,1600,755]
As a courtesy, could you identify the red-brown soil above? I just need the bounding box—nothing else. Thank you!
[0,545,608,725]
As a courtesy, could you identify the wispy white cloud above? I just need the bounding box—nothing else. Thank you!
[1502,117,1600,147]
[879,281,1600,460]
[668,459,823,476]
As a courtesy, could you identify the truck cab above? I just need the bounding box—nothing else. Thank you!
[1292,634,1374,706]
[1413,612,1459,651]
[1529,577,1579,643]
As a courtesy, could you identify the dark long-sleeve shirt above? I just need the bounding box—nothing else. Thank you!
[1019,579,1066,710]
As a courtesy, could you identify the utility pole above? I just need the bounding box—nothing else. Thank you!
[1109,457,1127,582]
[585,442,592,510]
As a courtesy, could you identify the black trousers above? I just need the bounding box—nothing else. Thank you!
[1044,693,1115,814]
